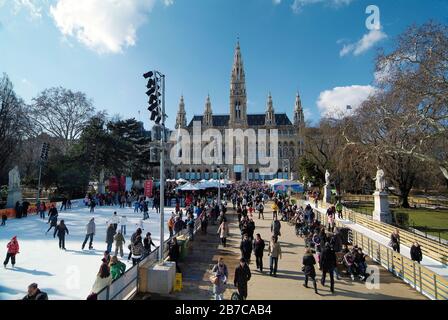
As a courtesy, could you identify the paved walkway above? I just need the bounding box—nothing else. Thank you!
[171,206,425,300]
[305,201,448,279]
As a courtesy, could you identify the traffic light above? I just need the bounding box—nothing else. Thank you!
[144,71,162,125]
[40,143,50,162]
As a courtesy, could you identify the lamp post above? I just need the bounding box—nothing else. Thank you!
[144,70,166,262]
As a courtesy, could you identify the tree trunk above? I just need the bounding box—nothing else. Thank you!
[400,190,411,208]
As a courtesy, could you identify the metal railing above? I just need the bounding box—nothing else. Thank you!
[300,200,448,300]
[96,216,203,300]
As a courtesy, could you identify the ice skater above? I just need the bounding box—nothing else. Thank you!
[46,205,58,235]
[106,224,116,254]
[82,218,96,250]
[120,215,128,235]
[3,236,19,268]
[54,220,69,250]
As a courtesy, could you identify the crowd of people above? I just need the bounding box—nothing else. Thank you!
[1,180,429,301]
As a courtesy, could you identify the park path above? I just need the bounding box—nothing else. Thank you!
[305,201,448,279]
[172,205,425,300]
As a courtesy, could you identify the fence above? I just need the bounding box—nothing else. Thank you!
[300,200,448,300]
[336,203,448,265]
[96,216,203,300]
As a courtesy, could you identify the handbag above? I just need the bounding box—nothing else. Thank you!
[209,275,219,285]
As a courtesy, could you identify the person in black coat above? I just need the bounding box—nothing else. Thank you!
[15,201,22,219]
[46,206,58,234]
[410,242,423,264]
[320,243,336,293]
[253,234,266,272]
[302,248,318,294]
[240,234,253,263]
[169,237,181,273]
[234,258,251,300]
[23,283,48,300]
[105,224,116,254]
[247,219,255,241]
[22,201,30,218]
[54,220,69,250]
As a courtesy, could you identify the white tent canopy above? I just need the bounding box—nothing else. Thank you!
[178,182,201,191]
[267,179,302,187]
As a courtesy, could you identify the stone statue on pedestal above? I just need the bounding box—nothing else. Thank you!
[323,169,331,204]
[7,166,23,208]
[325,170,330,185]
[8,166,21,190]
[374,167,386,192]
[372,166,391,223]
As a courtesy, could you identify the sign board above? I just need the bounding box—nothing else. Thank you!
[125,177,133,191]
[144,180,153,198]
[109,177,119,192]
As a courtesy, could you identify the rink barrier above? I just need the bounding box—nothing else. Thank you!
[314,200,448,265]
[96,214,203,300]
[298,200,448,300]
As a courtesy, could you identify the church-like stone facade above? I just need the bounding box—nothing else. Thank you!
[172,41,305,182]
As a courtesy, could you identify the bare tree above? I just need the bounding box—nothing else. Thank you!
[373,22,448,179]
[31,87,95,153]
[0,73,31,184]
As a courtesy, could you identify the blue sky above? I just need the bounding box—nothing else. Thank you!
[1,0,447,129]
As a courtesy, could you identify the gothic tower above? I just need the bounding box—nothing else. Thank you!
[294,92,304,127]
[203,94,213,127]
[175,95,187,129]
[229,41,247,127]
[265,92,275,126]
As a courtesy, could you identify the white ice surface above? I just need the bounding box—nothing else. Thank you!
[0,203,175,300]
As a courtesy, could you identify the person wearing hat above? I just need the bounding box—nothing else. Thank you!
[3,236,19,268]
[23,283,48,300]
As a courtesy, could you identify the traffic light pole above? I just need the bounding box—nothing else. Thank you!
[36,160,42,205]
[159,73,166,262]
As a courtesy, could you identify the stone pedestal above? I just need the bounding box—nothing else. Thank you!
[373,191,392,223]
[6,189,22,209]
[139,261,176,295]
[323,184,331,204]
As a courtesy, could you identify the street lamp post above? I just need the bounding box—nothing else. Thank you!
[217,166,221,207]
[159,73,166,262]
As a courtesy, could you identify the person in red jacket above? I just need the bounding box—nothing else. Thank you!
[3,236,19,268]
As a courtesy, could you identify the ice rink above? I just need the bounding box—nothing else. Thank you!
[0,201,174,300]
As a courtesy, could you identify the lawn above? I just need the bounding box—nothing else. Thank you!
[350,204,448,241]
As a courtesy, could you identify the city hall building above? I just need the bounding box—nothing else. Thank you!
[172,41,305,182]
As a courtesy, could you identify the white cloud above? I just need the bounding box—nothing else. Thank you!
[163,0,174,5]
[340,29,387,57]
[49,0,160,54]
[317,85,377,117]
[291,0,354,14]
[12,0,44,20]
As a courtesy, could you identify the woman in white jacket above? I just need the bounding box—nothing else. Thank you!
[119,216,128,235]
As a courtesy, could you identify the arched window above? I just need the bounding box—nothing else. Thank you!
[235,102,241,119]
[204,169,210,180]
